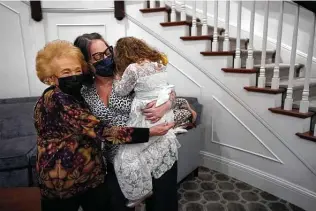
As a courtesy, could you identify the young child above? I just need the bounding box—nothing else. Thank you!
[112,37,181,207]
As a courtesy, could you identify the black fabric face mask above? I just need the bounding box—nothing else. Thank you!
[93,56,115,77]
[58,74,84,100]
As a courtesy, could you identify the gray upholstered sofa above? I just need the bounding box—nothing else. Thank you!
[176,97,203,183]
[0,97,38,187]
[0,97,202,187]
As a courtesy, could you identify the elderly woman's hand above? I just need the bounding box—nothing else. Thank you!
[142,100,172,123]
[149,122,175,136]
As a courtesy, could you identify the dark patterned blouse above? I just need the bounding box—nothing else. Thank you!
[34,86,149,199]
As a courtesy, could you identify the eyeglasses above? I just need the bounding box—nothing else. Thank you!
[91,46,113,62]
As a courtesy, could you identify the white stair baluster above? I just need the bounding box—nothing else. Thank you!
[212,0,219,51]
[160,0,165,7]
[171,0,176,22]
[192,0,197,36]
[223,0,230,51]
[234,1,242,68]
[180,1,186,21]
[143,0,148,9]
[150,0,155,8]
[299,13,315,113]
[271,1,284,89]
[246,1,255,69]
[202,1,208,35]
[284,6,300,110]
[258,1,269,88]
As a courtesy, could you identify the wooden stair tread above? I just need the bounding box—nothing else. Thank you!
[160,21,191,27]
[201,51,235,56]
[140,7,170,13]
[222,68,257,74]
[180,35,212,41]
[268,107,314,119]
[296,131,316,143]
[244,86,285,94]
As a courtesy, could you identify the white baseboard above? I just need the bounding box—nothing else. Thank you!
[200,151,316,211]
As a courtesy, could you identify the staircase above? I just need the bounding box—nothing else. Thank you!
[127,1,316,210]
[139,0,316,142]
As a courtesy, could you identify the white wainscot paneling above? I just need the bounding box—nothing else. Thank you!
[211,96,282,163]
[0,2,30,98]
[56,24,106,42]
[167,62,202,98]
[44,12,125,45]
[41,1,114,9]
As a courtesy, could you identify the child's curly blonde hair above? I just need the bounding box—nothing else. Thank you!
[114,37,168,75]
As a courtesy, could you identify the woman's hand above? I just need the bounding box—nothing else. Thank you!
[142,100,172,123]
[149,122,175,136]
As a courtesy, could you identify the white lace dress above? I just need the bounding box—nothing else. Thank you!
[113,61,181,201]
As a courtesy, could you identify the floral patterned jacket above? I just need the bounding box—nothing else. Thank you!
[34,86,149,199]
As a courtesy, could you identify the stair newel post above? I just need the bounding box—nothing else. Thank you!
[258,1,269,88]
[180,1,186,21]
[160,0,165,7]
[192,0,197,36]
[284,6,300,110]
[202,1,208,35]
[171,0,176,22]
[223,0,230,51]
[234,1,242,68]
[246,1,255,69]
[271,1,284,90]
[150,0,155,8]
[299,13,315,113]
[212,0,219,51]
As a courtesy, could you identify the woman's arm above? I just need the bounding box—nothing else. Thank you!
[142,89,177,123]
[113,65,138,97]
[52,89,148,145]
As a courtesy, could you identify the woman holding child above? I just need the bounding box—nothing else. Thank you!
[74,33,196,211]
[34,40,174,211]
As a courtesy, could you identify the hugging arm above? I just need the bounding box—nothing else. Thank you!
[113,65,138,97]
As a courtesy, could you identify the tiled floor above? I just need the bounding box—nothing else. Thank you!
[177,167,306,211]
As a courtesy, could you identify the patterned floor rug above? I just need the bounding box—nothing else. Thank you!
[177,167,306,211]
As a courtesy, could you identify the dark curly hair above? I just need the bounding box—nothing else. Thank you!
[114,37,167,75]
[73,33,109,85]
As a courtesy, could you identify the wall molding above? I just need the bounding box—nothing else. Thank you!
[43,8,114,13]
[55,23,106,40]
[168,62,202,88]
[168,61,203,99]
[0,2,31,97]
[201,151,316,211]
[125,11,316,176]
[211,96,283,164]
[21,1,115,14]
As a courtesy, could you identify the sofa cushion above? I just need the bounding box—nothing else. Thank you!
[0,102,36,139]
[181,97,203,125]
[0,135,37,170]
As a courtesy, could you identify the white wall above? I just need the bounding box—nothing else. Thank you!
[0,0,120,98]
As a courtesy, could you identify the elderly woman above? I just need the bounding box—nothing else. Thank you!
[34,40,173,211]
[74,33,196,211]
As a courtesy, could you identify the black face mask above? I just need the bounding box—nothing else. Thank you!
[93,56,115,77]
[58,74,84,100]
